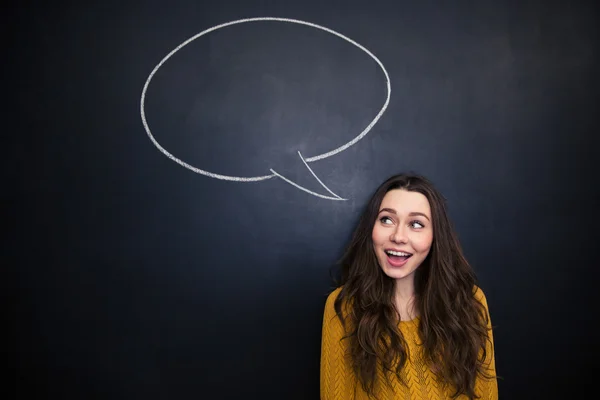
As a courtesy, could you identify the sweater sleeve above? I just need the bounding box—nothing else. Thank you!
[474,287,499,400]
[320,287,357,400]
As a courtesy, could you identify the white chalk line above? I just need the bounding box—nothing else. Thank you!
[140,16,391,184]
[296,151,343,199]
[270,169,347,201]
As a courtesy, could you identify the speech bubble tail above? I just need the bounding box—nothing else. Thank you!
[270,151,347,201]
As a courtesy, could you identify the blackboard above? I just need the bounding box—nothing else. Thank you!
[9,0,597,399]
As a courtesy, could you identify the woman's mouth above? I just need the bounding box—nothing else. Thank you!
[384,250,413,267]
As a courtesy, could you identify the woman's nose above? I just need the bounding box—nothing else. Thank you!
[390,225,408,243]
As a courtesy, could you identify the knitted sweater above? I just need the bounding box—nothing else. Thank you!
[320,286,498,399]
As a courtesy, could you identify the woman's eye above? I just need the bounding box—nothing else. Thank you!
[411,220,425,229]
[380,216,393,225]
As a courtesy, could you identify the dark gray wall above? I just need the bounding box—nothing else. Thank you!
[8,0,597,399]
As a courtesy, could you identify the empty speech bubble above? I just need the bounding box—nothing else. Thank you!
[140,17,391,200]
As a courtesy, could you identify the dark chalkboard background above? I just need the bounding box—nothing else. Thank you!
[8,0,598,399]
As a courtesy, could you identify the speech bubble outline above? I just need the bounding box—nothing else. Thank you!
[140,17,391,200]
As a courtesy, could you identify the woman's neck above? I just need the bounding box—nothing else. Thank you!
[394,278,417,321]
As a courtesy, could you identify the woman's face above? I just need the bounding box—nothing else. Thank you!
[372,189,434,283]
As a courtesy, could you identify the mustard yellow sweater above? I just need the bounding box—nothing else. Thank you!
[320,286,498,399]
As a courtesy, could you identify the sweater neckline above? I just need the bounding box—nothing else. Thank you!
[399,316,420,325]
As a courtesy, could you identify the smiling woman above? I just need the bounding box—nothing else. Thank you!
[320,173,498,400]
[372,189,434,296]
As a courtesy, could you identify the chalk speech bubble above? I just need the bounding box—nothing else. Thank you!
[140,17,391,200]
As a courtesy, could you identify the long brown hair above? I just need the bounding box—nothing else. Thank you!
[333,173,494,399]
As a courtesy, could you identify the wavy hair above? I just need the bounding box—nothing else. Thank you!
[333,173,494,399]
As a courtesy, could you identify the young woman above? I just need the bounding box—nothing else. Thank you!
[320,173,498,399]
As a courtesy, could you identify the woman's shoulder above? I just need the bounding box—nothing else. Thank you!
[323,285,353,318]
[473,284,489,305]
[472,285,493,321]
[324,286,344,309]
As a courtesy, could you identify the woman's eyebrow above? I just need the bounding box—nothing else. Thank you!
[378,208,431,221]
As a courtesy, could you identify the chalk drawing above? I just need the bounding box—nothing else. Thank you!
[270,151,344,201]
[140,17,391,200]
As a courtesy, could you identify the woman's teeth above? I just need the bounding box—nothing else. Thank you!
[385,250,412,257]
